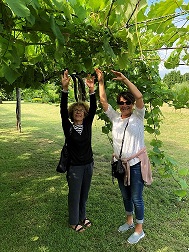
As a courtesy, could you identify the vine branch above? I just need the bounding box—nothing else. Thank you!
[106,0,116,33]
[126,10,189,28]
[125,0,141,28]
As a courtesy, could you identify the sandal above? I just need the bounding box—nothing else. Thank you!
[71,224,85,233]
[82,218,91,228]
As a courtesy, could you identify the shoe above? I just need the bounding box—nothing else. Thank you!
[81,218,91,228]
[71,224,85,233]
[118,223,135,233]
[127,231,145,244]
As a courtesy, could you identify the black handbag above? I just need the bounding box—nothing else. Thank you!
[111,159,125,178]
[111,121,129,179]
[56,127,72,173]
[56,143,70,173]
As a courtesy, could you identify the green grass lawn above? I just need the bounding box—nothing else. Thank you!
[0,101,188,252]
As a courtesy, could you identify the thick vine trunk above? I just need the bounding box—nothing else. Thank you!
[16,87,21,132]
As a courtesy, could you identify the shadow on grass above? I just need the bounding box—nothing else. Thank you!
[0,103,189,252]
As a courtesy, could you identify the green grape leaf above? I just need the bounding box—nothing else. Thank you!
[50,15,65,44]
[5,0,30,17]
[174,190,187,198]
[178,168,188,176]
[3,64,21,84]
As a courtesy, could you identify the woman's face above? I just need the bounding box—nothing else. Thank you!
[73,105,85,124]
[118,96,134,118]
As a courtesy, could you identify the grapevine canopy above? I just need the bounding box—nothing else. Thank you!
[0,0,188,90]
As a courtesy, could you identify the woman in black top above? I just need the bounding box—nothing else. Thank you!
[61,69,97,232]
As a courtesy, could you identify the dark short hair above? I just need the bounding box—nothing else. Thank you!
[117,91,135,104]
[68,102,89,122]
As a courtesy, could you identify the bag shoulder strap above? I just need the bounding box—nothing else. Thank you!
[119,120,129,159]
[65,125,73,144]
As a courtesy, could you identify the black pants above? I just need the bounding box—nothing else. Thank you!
[67,162,93,225]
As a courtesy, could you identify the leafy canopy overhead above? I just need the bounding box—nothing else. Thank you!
[0,0,188,88]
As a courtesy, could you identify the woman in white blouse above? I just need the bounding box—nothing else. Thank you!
[96,68,152,244]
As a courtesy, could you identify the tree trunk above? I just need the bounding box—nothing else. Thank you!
[16,87,21,132]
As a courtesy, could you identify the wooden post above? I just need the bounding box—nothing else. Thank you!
[16,87,21,132]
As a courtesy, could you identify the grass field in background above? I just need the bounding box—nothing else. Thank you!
[0,101,188,252]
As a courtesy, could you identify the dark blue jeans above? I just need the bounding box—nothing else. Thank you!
[117,162,144,224]
[67,162,93,225]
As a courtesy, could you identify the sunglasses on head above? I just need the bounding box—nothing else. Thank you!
[117,101,132,105]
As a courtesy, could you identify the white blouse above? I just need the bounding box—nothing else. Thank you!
[105,104,145,166]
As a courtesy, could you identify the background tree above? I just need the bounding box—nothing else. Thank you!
[183,72,189,82]
[163,70,183,87]
[163,70,189,109]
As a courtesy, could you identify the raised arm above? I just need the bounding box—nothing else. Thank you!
[95,68,108,112]
[85,74,97,120]
[61,69,71,91]
[85,74,95,94]
[60,69,72,136]
[111,70,144,109]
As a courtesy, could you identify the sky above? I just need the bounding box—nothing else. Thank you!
[158,49,189,78]
[159,62,189,79]
[148,0,189,78]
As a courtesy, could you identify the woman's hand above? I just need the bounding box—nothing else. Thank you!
[61,69,71,90]
[95,68,104,83]
[85,74,95,93]
[111,70,126,82]
[111,69,144,109]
